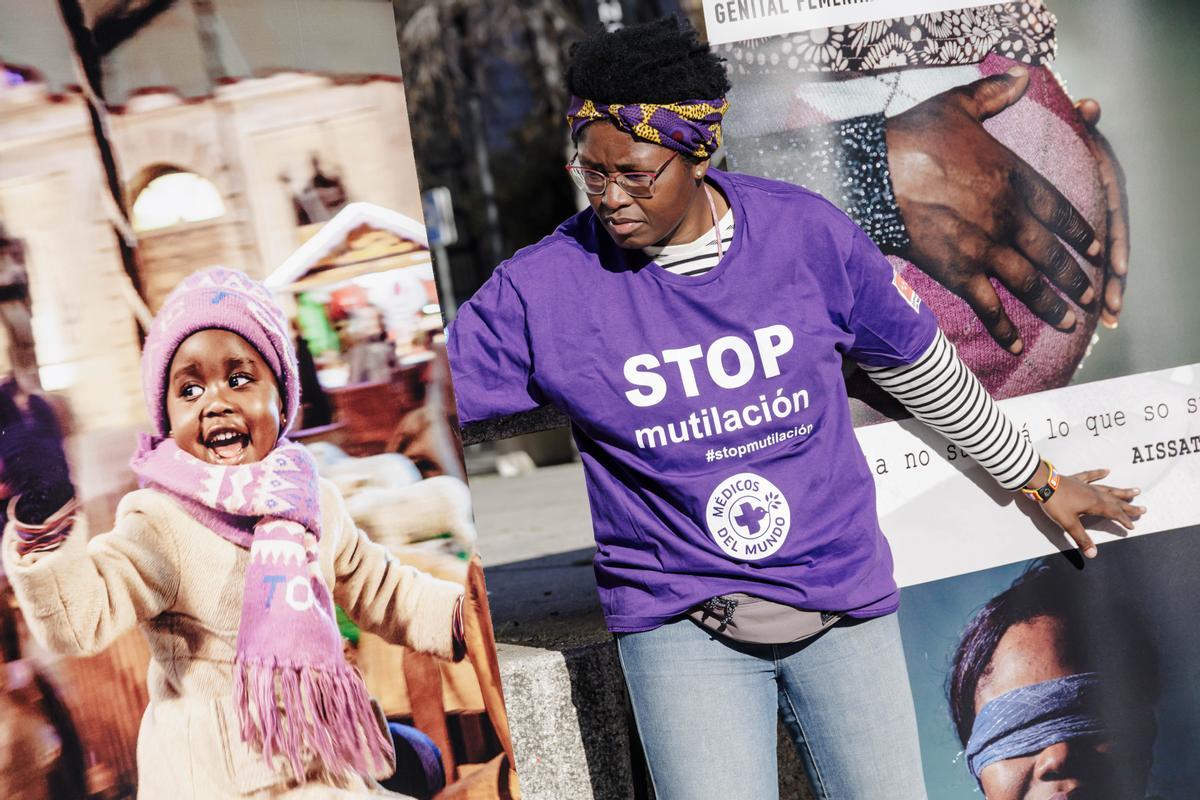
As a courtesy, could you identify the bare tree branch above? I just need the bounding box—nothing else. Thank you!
[57,0,152,328]
[91,0,177,56]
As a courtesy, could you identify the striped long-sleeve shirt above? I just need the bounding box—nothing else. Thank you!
[861,330,1040,489]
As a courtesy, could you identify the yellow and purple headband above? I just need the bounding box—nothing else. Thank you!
[566,95,729,159]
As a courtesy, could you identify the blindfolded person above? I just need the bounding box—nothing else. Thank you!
[447,16,1142,800]
[950,560,1160,800]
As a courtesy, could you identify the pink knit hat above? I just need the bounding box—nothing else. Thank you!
[141,268,300,437]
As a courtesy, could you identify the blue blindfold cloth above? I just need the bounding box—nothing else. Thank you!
[965,672,1153,780]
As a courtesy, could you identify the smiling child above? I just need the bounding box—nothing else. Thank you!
[2,268,464,798]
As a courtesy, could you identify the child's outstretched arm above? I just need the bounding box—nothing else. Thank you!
[1,392,179,656]
[2,501,181,657]
[325,480,464,661]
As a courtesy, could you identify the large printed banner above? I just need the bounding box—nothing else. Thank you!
[0,5,508,797]
[898,520,1200,796]
[863,363,1200,586]
[707,0,1200,796]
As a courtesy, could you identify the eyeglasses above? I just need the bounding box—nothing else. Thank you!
[564,151,679,199]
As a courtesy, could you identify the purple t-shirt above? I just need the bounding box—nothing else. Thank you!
[447,170,938,632]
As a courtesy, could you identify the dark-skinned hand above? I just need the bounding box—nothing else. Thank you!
[886,66,1104,355]
[1031,466,1145,558]
[1075,98,1130,329]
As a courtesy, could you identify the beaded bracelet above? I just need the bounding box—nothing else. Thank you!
[1020,460,1061,504]
[9,494,78,556]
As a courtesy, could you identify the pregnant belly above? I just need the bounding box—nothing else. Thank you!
[731,52,1106,400]
[893,54,1105,399]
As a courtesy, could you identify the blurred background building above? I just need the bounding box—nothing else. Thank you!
[0,0,425,435]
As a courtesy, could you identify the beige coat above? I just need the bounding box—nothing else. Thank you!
[2,479,465,799]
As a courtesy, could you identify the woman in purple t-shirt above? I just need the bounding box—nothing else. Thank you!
[447,17,1142,800]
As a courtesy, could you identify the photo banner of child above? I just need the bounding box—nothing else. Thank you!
[0,3,518,799]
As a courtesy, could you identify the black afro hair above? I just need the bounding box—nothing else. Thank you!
[565,16,731,105]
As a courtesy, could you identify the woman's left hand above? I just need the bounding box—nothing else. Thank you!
[1037,469,1145,558]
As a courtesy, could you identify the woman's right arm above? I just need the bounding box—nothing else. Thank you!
[1,502,180,657]
[445,266,547,428]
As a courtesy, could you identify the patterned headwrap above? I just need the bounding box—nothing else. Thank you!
[566,95,729,159]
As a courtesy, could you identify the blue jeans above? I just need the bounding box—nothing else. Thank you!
[615,613,926,800]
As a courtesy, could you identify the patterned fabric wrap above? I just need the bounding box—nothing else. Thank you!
[566,95,729,158]
[722,2,1056,76]
[129,435,394,781]
[964,672,1145,780]
[140,267,300,438]
[10,496,78,556]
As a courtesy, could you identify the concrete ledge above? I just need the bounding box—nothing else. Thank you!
[498,641,635,800]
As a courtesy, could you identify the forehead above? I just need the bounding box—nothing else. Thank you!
[577,121,670,167]
[170,328,261,370]
[974,615,1073,713]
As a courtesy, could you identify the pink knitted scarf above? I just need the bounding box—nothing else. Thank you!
[129,434,393,781]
